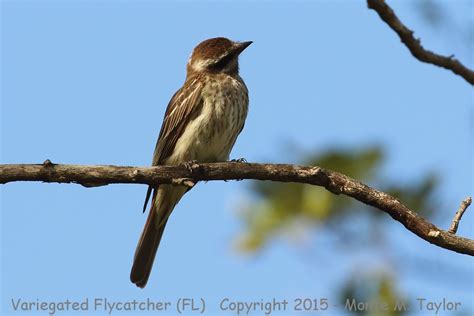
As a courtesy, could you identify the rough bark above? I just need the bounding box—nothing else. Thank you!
[367,0,474,85]
[1,160,472,256]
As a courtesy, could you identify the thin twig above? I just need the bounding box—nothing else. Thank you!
[448,197,472,234]
[1,161,473,256]
[367,0,474,85]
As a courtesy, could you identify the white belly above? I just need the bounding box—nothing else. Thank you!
[165,75,248,164]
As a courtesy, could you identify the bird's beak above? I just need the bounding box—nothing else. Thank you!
[234,41,253,55]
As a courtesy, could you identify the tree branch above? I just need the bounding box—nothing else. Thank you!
[367,0,474,85]
[1,160,473,256]
[448,197,472,234]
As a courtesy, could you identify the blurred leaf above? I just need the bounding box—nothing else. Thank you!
[341,272,408,316]
[415,0,444,27]
[414,0,473,54]
[381,173,438,218]
[236,145,437,253]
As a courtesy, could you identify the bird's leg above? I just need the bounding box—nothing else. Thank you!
[182,160,199,173]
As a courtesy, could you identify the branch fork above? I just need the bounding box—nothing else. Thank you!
[448,197,472,234]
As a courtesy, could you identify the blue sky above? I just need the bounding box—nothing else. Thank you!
[1,1,472,315]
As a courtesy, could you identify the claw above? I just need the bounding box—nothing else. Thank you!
[183,160,198,173]
[231,157,248,163]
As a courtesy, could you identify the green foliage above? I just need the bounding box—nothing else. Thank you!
[341,273,408,316]
[235,145,438,253]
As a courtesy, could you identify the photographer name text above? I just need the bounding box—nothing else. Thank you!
[11,297,463,315]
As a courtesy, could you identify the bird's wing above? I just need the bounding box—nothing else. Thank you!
[152,76,204,166]
[143,75,204,212]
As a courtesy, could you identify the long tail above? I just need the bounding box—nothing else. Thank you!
[130,190,170,288]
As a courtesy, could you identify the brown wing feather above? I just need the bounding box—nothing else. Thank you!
[152,75,204,165]
[143,75,204,211]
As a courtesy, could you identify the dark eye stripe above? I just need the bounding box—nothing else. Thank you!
[209,52,235,71]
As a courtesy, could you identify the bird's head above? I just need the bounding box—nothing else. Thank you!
[187,37,252,76]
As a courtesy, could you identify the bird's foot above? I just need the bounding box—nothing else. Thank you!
[183,160,199,173]
[230,157,248,163]
[230,158,248,181]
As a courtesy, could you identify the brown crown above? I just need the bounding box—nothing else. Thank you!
[191,37,234,60]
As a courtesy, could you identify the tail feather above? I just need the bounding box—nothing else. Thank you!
[131,185,187,288]
[130,191,169,288]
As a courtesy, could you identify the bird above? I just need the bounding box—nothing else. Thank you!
[130,37,252,288]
